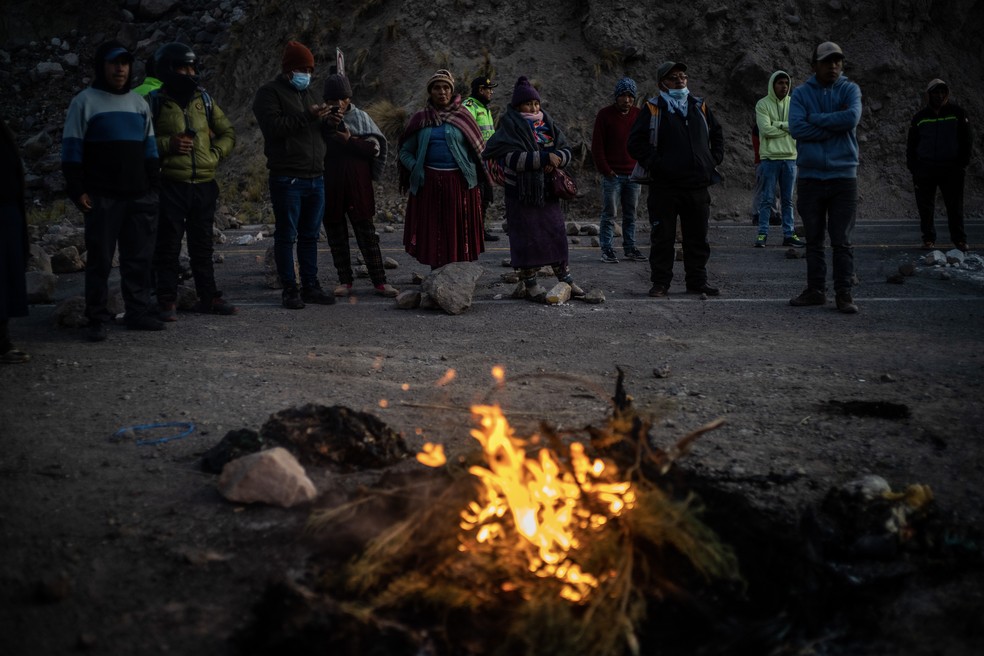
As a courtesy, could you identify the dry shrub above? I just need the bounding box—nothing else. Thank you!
[365,99,408,142]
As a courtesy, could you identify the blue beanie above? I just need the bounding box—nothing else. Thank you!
[510,76,541,107]
[614,77,637,99]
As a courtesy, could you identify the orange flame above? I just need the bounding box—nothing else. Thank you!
[459,404,635,602]
[417,442,446,467]
[436,369,457,387]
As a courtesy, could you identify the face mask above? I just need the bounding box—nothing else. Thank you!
[289,72,311,91]
[667,88,689,101]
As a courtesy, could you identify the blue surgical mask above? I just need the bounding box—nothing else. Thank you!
[667,88,690,101]
[289,72,311,91]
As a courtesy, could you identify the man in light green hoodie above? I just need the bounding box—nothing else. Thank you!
[754,71,804,248]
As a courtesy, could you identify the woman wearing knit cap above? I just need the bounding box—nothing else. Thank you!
[398,69,487,268]
[321,73,398,297]
[483,76,584,301]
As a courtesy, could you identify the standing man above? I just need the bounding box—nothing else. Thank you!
[150,42,237,320]
[754,70,804,248]
[627,61,724,298]
[906,78,972,252]
[592,77,645,263]
[463,76,500,242]
[788,42,862,314]
[320,72,398,298]
[252,40,335,309]
[61,40,163,341]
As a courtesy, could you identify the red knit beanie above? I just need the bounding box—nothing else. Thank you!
[282,41,314,73]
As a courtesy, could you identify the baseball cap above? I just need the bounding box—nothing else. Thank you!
[814,42,844,62]
[926,78,948,93]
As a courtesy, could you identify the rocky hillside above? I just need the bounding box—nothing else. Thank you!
[3,0,982,223]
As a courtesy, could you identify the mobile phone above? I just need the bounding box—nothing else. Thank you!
[329,106,341,114]
[184,127,197,137]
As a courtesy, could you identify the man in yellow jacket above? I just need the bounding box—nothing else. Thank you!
[150,42,237,319]
[754,70,804,248]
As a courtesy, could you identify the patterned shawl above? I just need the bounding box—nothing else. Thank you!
[483,106,569,207]
[398,95,486,192]
[343,104,389,181]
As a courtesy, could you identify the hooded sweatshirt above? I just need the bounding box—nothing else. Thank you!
[61,41,159,204]
[789,73,862,179]
[755,71,796,161]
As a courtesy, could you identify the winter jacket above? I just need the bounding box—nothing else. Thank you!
[463,96,495,142]
[252,75,326,178]
[906,102,972,177]
[755,71,796,161]
[789,74,861,179]
[153,90,235,184]
[591,103,640,176]
[626,94,724,189]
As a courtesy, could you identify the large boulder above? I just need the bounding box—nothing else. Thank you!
[25,271,57,304]
[218,447,317,508]
[420,262,483,315]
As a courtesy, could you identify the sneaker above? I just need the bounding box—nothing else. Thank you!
[835,292,859,314]
[754,233,767,248]
[158,302,178,322]
[126,314,165,331]
[782,234,806,248]
[484,229,500,242]
[648,284,669,298]
[375,283,399,298]
[624,248,647,261]
[0,348,30,364]
[301,284,336,305]
[686,284,720,296]
[955,241,969,252]
[921,241,936,250]
[282,285,305,310]
[87,321,108,342]
[789,288,827,306]
[334,283,352,297]
[193,293,237,315]
[600,248,619,264]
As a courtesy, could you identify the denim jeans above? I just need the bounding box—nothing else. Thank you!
[269,175,325,287]
[599,174,641,252]
[796,178,858,294]
[757,160,796,237]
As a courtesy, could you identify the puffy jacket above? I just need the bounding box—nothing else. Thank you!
[755,71,796,161]
[252,76,326,178]
[789,74,861,179]
[153,90,235,183]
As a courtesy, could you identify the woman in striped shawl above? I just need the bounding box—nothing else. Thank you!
[483,76,584,300]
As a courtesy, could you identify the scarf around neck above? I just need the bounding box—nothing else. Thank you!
[484,106,568,207]
[398,94,486,191]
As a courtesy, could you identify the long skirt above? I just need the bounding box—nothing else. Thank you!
[0,202,29,321]
[403,168,484,268]
[504,195,569,269]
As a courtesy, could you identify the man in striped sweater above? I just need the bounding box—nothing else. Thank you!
[62,40,163,341]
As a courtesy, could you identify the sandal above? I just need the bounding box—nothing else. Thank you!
[1,349,31,364]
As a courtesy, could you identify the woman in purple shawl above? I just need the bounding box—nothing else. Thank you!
[483,76,584,300]
[398,69,486,268]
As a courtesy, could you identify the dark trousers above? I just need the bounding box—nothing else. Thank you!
[84,192,158,323]
[269,175,325,288]
[914,168,966,245]
[647,186,711,288]
[797,178,857,294]
[324,217,387,285]
[153,179,219,303]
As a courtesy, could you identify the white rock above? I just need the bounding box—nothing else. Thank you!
[218,447,317,508]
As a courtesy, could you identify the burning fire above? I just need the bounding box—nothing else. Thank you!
[421,404,635,602]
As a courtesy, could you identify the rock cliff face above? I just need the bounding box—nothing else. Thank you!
[3,0,982,220]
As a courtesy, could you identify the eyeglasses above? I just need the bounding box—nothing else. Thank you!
[663,74,687,83]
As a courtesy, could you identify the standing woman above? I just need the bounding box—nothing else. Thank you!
[398,69,486,268]
[483,77,583,299]
[0,120,30,363]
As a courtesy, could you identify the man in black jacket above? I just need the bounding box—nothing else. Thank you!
[906,78,972,252]
[627,61,724,298]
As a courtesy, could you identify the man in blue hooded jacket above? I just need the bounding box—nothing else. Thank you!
[788,41,862,314]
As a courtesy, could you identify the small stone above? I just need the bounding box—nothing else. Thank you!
[653,365,671,378]
[880,373,896,382]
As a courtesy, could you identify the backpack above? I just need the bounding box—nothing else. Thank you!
[629,96,710,184]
